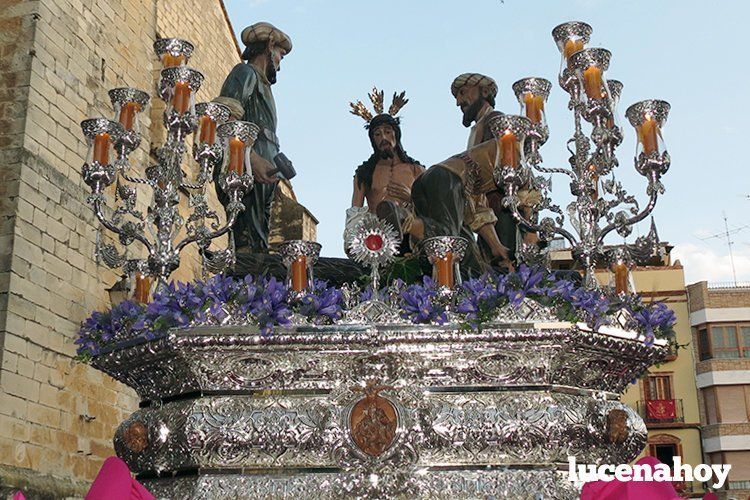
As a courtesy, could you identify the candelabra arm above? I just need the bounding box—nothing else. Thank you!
[597,187,659,246]
[530,162,575,179]
[175,200,242,253]
[120,171,155,187]
[506,192,578,248]
[92,196,153,253]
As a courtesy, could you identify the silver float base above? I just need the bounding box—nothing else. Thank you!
[91,320,666,499]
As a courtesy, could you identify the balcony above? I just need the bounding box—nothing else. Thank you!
[637,399,684,424]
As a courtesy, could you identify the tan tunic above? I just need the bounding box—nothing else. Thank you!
[436,139,499,232]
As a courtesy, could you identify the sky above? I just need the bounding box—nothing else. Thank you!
[223,0,750,286]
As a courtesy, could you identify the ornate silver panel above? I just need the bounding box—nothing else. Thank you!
[93,324,665,401]
[142,469,579,499]
[115,390,646,474]
[95,323,664,496]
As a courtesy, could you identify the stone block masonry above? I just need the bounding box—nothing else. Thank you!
[0,0,295,497]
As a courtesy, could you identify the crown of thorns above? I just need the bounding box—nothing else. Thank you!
[349,87,409,123]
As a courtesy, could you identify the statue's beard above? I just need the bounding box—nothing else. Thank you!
[462,97,485,127]
[266,52,278,84]
[378,148,394,160]
[377,140,395,159]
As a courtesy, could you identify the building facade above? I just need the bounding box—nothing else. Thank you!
[551,245,705,496]
[687,281,750,499]
[0,0,315,496]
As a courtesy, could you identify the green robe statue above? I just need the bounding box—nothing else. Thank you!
[216,62,280,252]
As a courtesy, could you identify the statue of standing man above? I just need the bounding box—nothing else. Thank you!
[215,22,293,253]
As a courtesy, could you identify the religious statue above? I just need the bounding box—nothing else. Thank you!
[214,22,293,253]
[451,73,539,263]
[347,89,424,254]
[404,124,533,273]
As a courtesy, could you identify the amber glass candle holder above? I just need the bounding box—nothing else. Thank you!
[80,118,123,195]
[217,120,259,177]
[195,102,230,148]
[608,251,634,296]
[159,67,204,121]
[153,38,194,69]
[108,87,150,158]
[512,77,552,147]
[569,48,612,105]
[132,272,153,303]
[488,114,532,170]
[81,118,123,167]
[278,240,322,298]
[422,236,468,292]
[552,21,592,89]
[625,99,670,164]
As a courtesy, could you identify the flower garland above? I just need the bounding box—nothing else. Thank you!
[76,267,676,360]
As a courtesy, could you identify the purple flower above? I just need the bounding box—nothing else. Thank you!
[359,286,374,302]
[515,264,545,294]
[546,279,576,301]
[631,301,676,343]
[298,282,344,323]
[76,300,146,357]
[505,265,547,307]
[456,274,506,327]
[399,276,447,324]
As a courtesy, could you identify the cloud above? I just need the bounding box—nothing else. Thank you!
[672,242,750,285]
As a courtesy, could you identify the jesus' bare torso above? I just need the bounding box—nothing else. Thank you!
[352,159,424,211]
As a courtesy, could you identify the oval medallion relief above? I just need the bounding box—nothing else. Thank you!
[349,386,398,457]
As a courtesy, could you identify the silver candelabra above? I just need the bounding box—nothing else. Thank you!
[80,38,257,291]
[493,21,671,290]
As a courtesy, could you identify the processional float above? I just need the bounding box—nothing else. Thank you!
[79,22,672,499]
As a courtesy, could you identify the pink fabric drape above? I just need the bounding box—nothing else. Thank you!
[580,456,682,500]
[85,456,154,500]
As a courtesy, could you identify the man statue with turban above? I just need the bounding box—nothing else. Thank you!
[451,73,540,264]
[215,22,293,253]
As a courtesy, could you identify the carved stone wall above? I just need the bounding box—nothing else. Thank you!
[0,0,315,497]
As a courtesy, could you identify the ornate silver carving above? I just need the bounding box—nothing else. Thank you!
[94,322,665,496]
[421,236,468,262]
[195,101,231,124]
[512,77,552,100]
[488,113,533,142]
[113,388,645,474]
[108,87,150,108]
[552,21,593,47]
[568,47,612,73]
[142,469,580,499]
[93,324,666,401]
[625,99,670,128]
[278,240,323,268]
[216,120,260,144]
[497,23,671,291]
[608,79,623,103]
[153,37,194,60]
[159,66,204,92]
[345,213,399,294]
[80,117,124,141]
